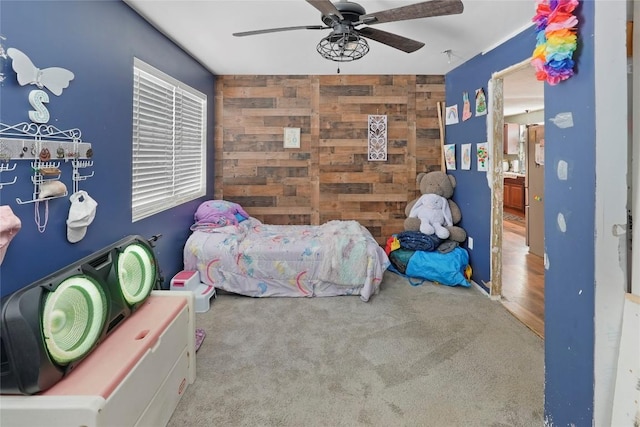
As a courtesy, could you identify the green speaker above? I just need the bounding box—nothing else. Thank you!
[0,235,161,395]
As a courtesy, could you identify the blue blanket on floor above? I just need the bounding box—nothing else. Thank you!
[388,246,470,287]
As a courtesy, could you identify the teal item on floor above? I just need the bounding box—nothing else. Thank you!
[388,246,470,287]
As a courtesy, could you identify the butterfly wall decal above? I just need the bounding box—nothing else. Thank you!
[6,48,74,96]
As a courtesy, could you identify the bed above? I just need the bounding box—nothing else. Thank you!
[183,201,390,302]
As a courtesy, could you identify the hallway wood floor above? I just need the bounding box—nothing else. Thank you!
[501,218,545,338]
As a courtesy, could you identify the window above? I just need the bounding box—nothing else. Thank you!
[132,58,207,222]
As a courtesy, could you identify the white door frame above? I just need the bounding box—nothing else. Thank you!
[488,58,532,299]
[631,7,640,296]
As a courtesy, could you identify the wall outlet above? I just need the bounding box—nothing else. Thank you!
[468,237,474,250]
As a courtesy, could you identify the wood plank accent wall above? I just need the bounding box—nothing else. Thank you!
[215,74,445,244]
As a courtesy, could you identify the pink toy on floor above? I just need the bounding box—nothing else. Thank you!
[195,328,206,351]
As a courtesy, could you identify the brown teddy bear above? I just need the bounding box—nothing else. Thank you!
[404,171,467,244]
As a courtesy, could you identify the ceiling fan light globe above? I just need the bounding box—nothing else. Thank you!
[317,32,369,62]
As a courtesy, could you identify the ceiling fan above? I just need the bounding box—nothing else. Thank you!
[233,0,464,62]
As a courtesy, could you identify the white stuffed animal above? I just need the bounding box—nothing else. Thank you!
[407,193,453,239]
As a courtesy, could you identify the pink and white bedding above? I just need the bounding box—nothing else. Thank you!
[183,217,390,302]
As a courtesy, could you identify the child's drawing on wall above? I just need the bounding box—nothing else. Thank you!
[445,105,459,125]
[462,92,472,121]
[476,142,488,171]
[444,144,456,170]
[475,88,487,116]
[461,143,471,170]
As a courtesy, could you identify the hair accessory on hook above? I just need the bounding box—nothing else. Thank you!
[39,147,51,161]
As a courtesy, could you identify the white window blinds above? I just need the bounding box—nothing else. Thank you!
[132,58,207,222]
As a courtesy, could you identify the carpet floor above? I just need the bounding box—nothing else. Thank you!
[168,270,544,427]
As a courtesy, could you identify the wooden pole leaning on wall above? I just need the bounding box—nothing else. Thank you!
[437,101,446,173]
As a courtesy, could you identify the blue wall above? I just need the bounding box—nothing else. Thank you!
[543,1,595,425]
[0,0,215,297]
[445,1,596,424]
[445,29,536,286]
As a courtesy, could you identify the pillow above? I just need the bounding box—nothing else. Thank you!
[191,200,250,231]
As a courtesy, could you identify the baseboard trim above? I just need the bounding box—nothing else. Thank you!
[472,280,488,295]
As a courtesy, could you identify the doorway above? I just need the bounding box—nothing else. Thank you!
[489,60,545,338]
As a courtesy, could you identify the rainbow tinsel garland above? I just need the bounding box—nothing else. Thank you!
[531,0,579,85]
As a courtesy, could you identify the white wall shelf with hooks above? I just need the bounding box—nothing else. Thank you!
[0,122,93,203]
[71,159,94,194]
[0,123,92,161]
[16,161,68,205]
[0,162,17,188]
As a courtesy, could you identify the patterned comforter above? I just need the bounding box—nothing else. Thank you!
[183,217,390,302]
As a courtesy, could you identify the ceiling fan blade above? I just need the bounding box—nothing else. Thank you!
[233,25,327,37]
[360,0,464,25]
[306,0,343,20]
[356,27,425,53]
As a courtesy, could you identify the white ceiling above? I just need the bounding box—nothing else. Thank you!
[124,0,544,115]
[502,64,544,116]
